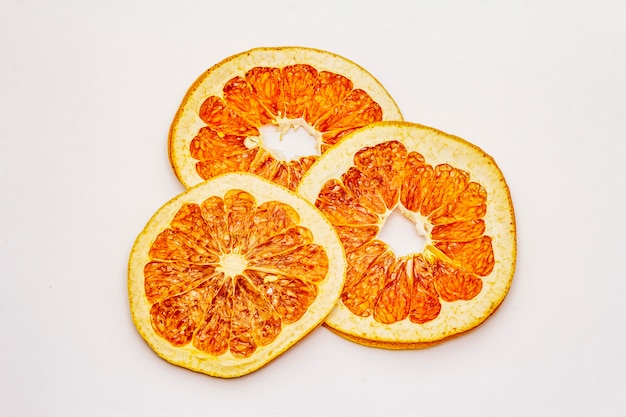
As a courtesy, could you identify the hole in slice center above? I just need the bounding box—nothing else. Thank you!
[259,122,320,161]
[377,209,427,257]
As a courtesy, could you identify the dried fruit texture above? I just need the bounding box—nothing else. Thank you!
[169,47,402,191]
[129,173,346,377]
[298,121,516,348]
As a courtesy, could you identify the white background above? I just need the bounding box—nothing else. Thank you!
[1,1,625,416]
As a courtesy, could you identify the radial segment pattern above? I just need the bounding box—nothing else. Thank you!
[314,140,494,325]
[144,189,329,358]
[169,47,402,192]
[191,65,383,190]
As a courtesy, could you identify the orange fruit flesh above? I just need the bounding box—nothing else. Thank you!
[192,66,383,191]
[145,191,328,357]
[297,122,516,347]
[129,173,346,377]
[169,47,402,191]
[316,140,491,324]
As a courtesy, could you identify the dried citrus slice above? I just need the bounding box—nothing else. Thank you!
[168,46,402,191]
[128,173,346,377]
[297,121,516,348]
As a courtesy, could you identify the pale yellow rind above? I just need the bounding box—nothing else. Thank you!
[168,46,403,188]
[297,121,517,348]
[128,173,346,377]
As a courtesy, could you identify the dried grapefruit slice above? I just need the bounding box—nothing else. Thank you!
[168,47,402,191]
[297,121,516,348]
[128,173,346,377]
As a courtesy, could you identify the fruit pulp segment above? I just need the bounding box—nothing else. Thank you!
[314,140,494,324]
[144,189,328,357]
[192,65,384,190]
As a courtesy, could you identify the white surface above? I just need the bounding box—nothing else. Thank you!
[1,1,625,416]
